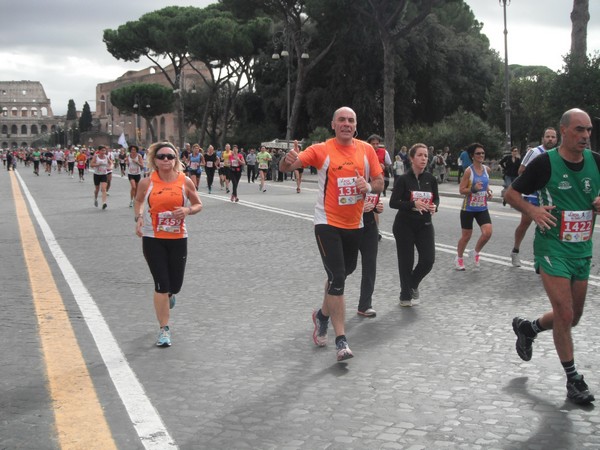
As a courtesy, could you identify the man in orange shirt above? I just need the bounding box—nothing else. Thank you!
[280,106,384,362]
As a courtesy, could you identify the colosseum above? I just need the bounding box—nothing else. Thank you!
[0,81,62,149]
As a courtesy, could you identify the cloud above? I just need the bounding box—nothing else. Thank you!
[1,0,598,115]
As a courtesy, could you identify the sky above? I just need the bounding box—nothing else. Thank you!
[1,0,598,116]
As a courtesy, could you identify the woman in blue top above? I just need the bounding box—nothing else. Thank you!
[188,144,204,191]
[455,143,494,271]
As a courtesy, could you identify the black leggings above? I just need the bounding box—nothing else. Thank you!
[358,216,379,311]
[315,224,362,296]
[231,170,242,197]
[205,168,216,189]
[393,215,435,300]
[142,237,187,294]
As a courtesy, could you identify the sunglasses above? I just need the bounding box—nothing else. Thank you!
[156,153,176,160]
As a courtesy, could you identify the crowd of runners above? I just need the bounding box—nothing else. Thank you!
[3,106,598,407]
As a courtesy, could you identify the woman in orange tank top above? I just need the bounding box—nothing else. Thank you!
[134,142,203,347]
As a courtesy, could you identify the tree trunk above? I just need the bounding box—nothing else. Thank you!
[381,33,396,156]
[570,0,590,67]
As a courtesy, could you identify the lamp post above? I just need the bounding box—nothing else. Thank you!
[99,98,113,147]
[133,94,151,146]
[272,27,310,147]
[500,0,512,152]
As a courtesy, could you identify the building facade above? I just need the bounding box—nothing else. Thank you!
[95,63,208,149]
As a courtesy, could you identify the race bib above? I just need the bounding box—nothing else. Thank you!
[259,162,268,170]
[559,210,593,242]
[468,191,487,208]
[156,212,182,234]
[96,165,107,175]
[411,191,433,205]
[190,162,199,169]
[206,161,213,168]
[231,159,239,167]
[129,164,140,175]
[337,177,361,206]
[365,193,378,206]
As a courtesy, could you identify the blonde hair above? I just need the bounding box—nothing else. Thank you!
[147,141,184,172]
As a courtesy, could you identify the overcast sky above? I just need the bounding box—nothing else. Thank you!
[1,0,598,116]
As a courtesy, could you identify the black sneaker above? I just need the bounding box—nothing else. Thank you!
[512,317,535,361]
[566,376,595,405]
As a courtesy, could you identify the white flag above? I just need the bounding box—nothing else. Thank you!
[118,132,128,148]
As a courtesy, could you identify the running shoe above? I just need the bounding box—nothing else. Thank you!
[208,187,212,194]
[336,339,354,361]
[511,251,521,267]
[226,188,230,193]
[312,310,328,347]
[399,300,412,307]
[234,197,239,203]
[94,199,98,207]
[169,294,176,310]
[129,200,133,207]
[566,376,595,405]
[474,252,481,268]
[102,203,108,210]
[512,317,535,361]
[410,288,420,300]
[156,326,171,347]
[455,256,465,271]
[357,308,376,317]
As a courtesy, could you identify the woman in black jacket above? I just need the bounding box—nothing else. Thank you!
[389,143,440,307]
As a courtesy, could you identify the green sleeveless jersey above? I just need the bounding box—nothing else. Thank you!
[534,149,600,258]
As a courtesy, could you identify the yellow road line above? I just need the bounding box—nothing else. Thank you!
[10,172,116,450]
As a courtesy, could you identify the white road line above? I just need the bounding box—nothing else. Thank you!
[15,171,177,450]
[205,193,600,288]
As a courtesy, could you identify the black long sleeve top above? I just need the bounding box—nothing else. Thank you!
[389,169,439,220]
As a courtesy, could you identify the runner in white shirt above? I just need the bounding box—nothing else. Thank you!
[509,127,558,267]
[127,145,144,207]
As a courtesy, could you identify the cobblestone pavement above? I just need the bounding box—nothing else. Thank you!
[2,166,600,450]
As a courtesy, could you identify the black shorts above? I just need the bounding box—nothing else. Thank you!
[94,174,108,185]
[314,224,363,296]
[142,237,187,294]
[128,174,141,184]
[460,209,492,230]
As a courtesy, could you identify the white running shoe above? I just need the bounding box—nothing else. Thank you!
[511,251,521,267]
[455,256,466,271]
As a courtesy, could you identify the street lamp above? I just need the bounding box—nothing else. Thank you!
[272,27,309,146]
[133,94,151,146]
[500,0,511,152]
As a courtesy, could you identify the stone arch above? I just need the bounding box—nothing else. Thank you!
[31,107,38,117]
[11,107,18,117]
[11,125,18,135]
[1,125,7,134]
[21,124,28,135]
[1,107,7,117]
[40,107,48,117]
[31,125,39,135]
[21,107,28,117]
[41,124,48,134]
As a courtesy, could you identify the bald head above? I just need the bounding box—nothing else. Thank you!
[560,108,590,128]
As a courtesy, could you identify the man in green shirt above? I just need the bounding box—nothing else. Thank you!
[505,108,600,405]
